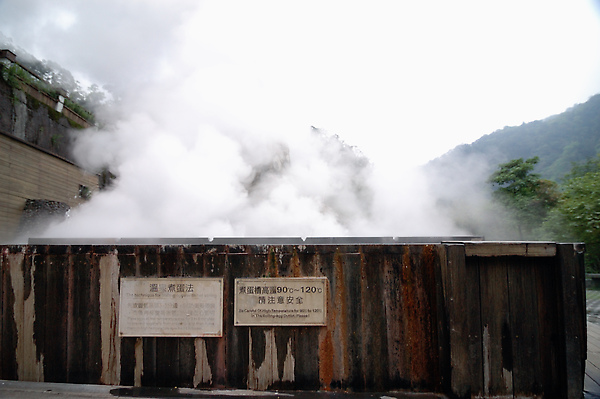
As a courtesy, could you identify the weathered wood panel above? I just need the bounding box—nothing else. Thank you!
[557,244,586,398]
[478,256,512,396]
[506,256,542,396]
[441,244,483,397]
[0,242,587,398]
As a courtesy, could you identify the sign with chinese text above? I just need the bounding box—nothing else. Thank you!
[119,277,223,337]
[234,277,327,326]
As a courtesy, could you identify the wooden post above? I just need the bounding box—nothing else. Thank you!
[439,244,483,397]
[557,243,586,399]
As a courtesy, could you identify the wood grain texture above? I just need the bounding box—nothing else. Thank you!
[0,243,587,398]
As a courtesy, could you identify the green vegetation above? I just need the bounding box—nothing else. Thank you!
[428,94,600,271]
[64,97,94,122]
[490,155,600,272]
[0,61,95,123]
[50,134,62,148]
[489,157,559,239]
[1,62,60,99]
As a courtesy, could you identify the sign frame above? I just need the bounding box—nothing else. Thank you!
[119,277,223,337]
[234,277,328,326]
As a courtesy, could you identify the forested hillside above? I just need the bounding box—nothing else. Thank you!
[431,93,600,181]
[424,94,600,270]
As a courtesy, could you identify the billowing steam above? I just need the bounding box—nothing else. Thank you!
[7,1,596,240]
[42,101,463,238]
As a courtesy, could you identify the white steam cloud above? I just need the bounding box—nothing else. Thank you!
[47,81,462,238]
[3,1,597,239]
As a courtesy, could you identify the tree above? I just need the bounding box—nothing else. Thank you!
[489,157,560,239]
[556,156,600,271]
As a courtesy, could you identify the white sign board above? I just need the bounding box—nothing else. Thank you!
[119,277,223,337]
[234,277,328,326]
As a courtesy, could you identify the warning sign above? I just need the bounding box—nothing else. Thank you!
[234,277,327,326]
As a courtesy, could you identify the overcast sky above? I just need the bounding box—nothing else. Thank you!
[2,1,599,168]
[2,1,600,239]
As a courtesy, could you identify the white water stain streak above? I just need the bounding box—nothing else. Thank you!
[9,251,44,381]
[194,337,213,386]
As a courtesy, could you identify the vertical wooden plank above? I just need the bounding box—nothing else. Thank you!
[507,256,543,396]
[156,337,179,387]
[360,247,388,391]
[479,256,512,397]
[67,245,92,383]
[440,244,483,397]
[557,243,586,399]
[1,246,19,380]
[43,245,69,382]
[248,326,271,390]
[160,245,182,277]
[293,249,320,391]
[44,245,69,382]
[336,249,361,389]
[401,245,441,390]
[382,246,410,389]
[18,247,43,381]
[225,250,249,388]
[156,246,181,387]
[534,256,563,396]
[88,247,103,384]
[138,245,160,277]
[117,246,138,387]
[0,248,4,379]
[273,327,296,390]
[140,245,158,387]
[141,337,157,386]
[246,247,279,390]
[179,246,202,388]
[433,245,450,394]
[98,250,120,385]
[32,247,47,381]
[207,248,227,388]
[271,248,297,391]
[422,245,443,390]
[176,337,195,388]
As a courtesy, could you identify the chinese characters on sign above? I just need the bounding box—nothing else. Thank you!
[119,277,223,337]
[234,277,328,326]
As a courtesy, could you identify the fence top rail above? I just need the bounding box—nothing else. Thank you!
[463,241,560,257]
[25,236,486,246]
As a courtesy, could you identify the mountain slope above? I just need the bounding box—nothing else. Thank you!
[430,94,600,181]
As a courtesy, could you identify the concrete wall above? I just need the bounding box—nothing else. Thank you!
[0,60,98,242]
[0,132,98,242]
[0,70,90,162]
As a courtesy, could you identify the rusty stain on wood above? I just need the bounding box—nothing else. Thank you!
[318,329,334,390]
[290,249,301,277]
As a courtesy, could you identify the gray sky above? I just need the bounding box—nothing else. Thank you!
[2,1,600,239]
[2,1,599,168]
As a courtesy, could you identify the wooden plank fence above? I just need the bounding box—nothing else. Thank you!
[0,242,586,398]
